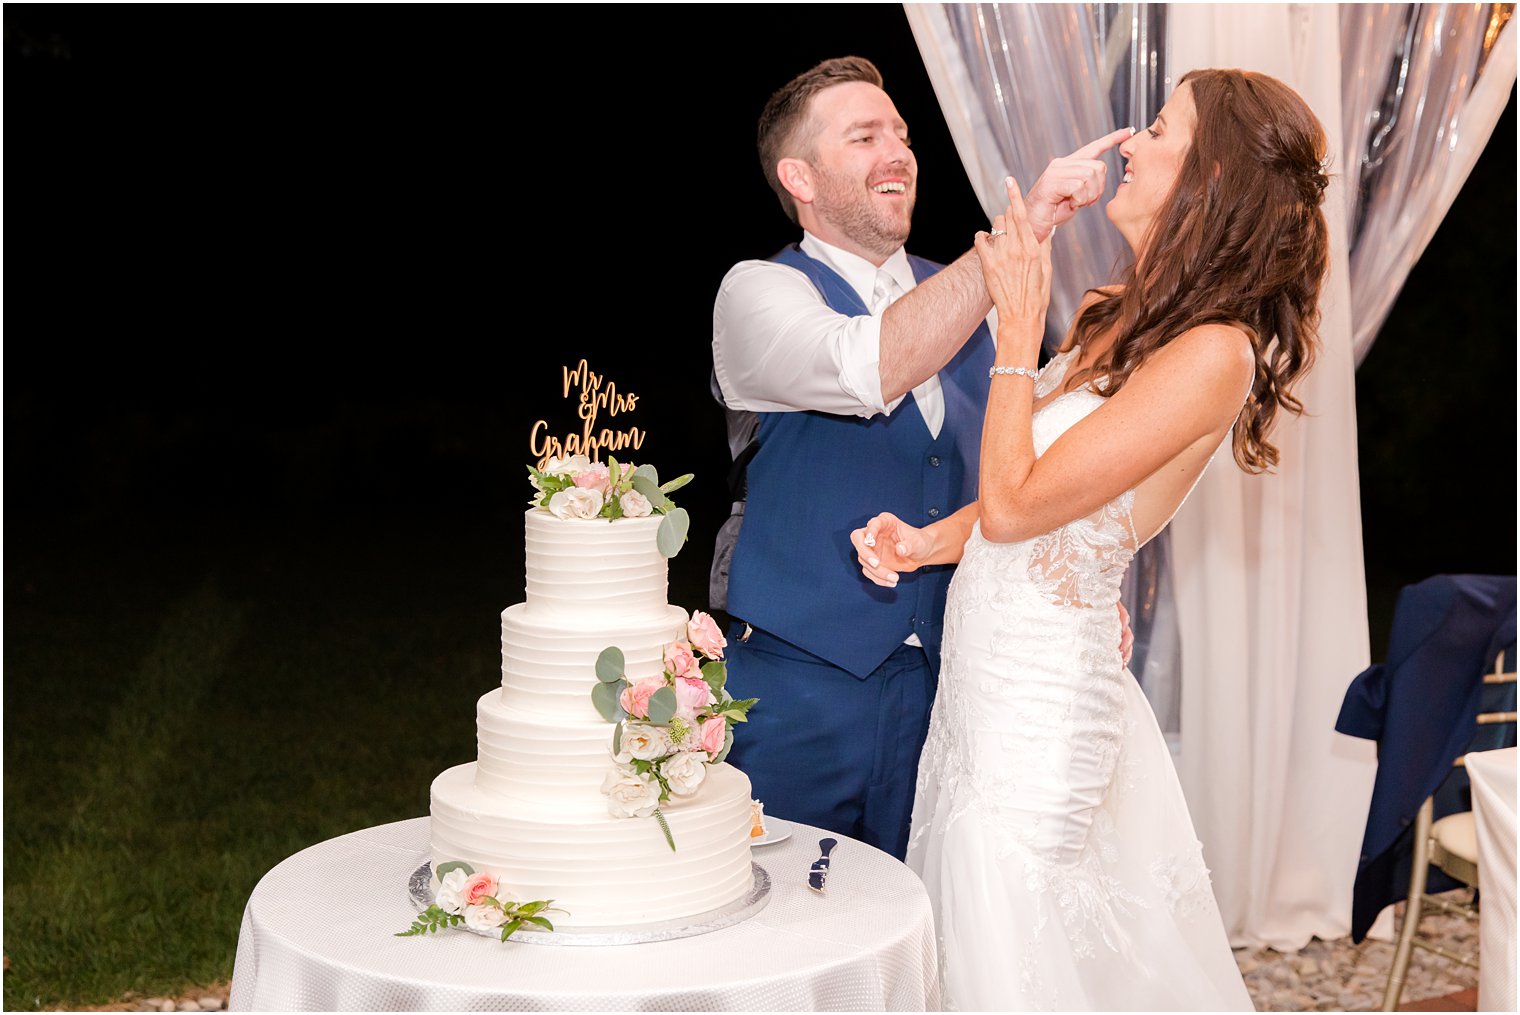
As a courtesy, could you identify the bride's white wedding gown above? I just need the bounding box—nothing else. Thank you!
[907,349,1252,1011]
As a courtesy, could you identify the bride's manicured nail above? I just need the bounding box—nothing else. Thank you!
[868,557,879,568]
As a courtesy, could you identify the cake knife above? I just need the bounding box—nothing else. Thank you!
[807,837,838,894]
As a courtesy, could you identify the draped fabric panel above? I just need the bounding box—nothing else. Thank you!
[1341,5,1516,364]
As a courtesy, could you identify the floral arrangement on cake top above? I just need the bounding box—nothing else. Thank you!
[592,611,758,850]
[527,454,692,558]
[397,862,561,944]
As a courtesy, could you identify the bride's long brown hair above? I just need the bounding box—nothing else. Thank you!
[1068,69,1331,473]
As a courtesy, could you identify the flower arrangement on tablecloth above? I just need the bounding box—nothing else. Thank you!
[591,611,757,850]
[528,454,692,558]
[397,862,561,944]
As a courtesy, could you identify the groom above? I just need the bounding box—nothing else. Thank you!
[713,56,1121,859]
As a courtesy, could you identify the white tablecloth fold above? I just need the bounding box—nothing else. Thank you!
[230,817,938,1011]
[1468,747,1516,1013]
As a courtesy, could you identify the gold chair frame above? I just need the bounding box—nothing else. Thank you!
[1380,651,1516,1011]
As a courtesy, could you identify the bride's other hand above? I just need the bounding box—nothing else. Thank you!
[974,177,1053,330]
[1023,127,1132,239]
[850,512,933,588]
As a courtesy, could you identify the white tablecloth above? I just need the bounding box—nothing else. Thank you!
[1468,747,1517,1012]
[229,817,938,1011]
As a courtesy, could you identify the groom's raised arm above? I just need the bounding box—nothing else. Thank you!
[881,127,1132,404]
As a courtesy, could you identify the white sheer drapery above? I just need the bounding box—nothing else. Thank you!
[1163,5,1373,950]
[905,1,1513,950]
[1341,5,1516,364]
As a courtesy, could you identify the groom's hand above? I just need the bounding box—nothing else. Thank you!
[851,512,933,588]
[1118,601,1135,667]
[1024,127,1132,240]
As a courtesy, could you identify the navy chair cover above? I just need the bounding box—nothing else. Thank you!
[1336,574,1516,941]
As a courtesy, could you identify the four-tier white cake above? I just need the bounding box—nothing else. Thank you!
[429,509,755,927]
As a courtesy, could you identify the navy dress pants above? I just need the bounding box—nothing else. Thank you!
[723,624,937,861]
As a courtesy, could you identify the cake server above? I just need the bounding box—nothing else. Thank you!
[807,837,838,894]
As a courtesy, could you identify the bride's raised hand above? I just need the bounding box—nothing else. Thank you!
[850,512,933,588]
[974,176,1054,331]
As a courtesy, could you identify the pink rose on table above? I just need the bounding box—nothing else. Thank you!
[664,640,699,678]
[462,872,498,907]
[699,716,727,757]
[673,676,710,719]
[572,462,611,495]
[686,611,726,659]
[620,676,665,719]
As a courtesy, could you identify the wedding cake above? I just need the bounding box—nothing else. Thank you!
[429,468,755,930]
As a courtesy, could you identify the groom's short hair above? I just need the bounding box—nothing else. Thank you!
[758,56,884,225]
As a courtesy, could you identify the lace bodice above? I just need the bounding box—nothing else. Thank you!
[962,346,1138,614]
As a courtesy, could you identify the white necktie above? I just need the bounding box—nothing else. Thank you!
[870,270,943,438]
[871,271,901,315]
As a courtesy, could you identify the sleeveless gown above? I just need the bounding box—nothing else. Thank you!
[906,348,1253,1011]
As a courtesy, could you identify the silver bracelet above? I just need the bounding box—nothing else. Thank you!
[989,365,1041,380]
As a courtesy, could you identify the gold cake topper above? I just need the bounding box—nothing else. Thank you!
[529,360,648,468]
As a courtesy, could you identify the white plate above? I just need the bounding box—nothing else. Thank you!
[751,818,793,847]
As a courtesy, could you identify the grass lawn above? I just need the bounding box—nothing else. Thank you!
[3,512,530,1010]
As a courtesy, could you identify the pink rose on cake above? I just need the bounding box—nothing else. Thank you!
[602,767,661,818]
[664,640,699,679]
[699,716,727,757]
[462,872,499,908]
[571,462,611,495]
[548,487,604,520]
[619,677,666,719]
[619,490,653,518]
[687,612,726,659]
[661,750,708,796]
[673,676,711,720]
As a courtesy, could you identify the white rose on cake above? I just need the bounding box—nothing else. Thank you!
[662,750,708,796]
[548,487,604,520]
[464,902,509,932]
[543,454,592,476]
[619,490,653,518]
[435,868,470,915]
[617,723,673,762]
[602,767,661,818]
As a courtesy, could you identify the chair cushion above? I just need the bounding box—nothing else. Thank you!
[1432,811,1478,862]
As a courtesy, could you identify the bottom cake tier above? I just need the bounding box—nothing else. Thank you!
[429,761,754,927]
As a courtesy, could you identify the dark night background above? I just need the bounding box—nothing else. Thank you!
[5,9,1515,734]
[0,6,1514,1003]
[6,8,1513,629]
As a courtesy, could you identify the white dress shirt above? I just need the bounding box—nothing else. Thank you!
[712,232,949,436]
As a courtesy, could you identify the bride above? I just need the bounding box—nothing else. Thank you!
[850,69,1330,1011]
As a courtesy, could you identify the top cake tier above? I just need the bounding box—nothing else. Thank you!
[522,509,669,620]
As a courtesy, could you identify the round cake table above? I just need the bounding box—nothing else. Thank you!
[228,816,939,1011]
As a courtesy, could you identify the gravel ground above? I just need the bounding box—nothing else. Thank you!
[1237,892,1479,1012]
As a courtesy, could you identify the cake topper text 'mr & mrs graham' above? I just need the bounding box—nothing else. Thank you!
[530,360,647,469]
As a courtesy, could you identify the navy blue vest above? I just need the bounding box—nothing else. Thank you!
[726,244,995,678]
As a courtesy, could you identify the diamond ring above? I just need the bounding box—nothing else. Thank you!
[987,229,1006,238]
